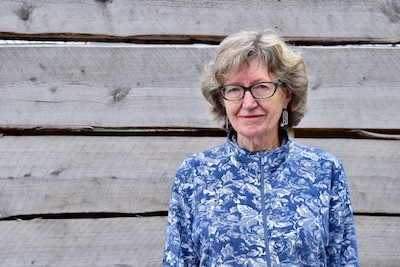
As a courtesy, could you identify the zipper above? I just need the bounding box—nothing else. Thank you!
[260,154,272,267]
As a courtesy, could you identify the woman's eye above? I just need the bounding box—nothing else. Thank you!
[253,84,271,90]
[227,87,242,93]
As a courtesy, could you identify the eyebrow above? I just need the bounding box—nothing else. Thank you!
[223,79,269,86]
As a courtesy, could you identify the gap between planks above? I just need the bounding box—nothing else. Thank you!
[1,127,400,140]
[1,33,400,46]
[2,211,400,222]
[0,211,168,221]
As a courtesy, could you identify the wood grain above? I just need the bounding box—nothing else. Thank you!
[0,2,398,265]
[0,215,398,267]
[0,136,398,218]
[299,138,400,214]
[355,215,400,267]
[0,0,398,43]
[0,216,167,267]
[0,45,399,130]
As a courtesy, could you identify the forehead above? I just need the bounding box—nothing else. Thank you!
[224,58,275,83]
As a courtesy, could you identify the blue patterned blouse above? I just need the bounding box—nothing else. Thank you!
[163,131,359,266]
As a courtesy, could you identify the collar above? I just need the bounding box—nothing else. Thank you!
[225,128,292,168]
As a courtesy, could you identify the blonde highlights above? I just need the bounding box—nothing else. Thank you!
[202,29,308,130]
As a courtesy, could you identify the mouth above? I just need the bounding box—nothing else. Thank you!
[240,114,264,119]
[238,115,266,122]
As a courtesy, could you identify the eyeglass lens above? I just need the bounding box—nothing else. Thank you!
[221,82,277,100]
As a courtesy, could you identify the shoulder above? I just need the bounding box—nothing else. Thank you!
[285,140,349,189]
[172,142,229,197]
[183,142,229,164]
[176,141,229,176]
[290,140,343,170]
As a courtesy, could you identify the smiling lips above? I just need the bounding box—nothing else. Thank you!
[238,114,266,121]
[240,114,265,118]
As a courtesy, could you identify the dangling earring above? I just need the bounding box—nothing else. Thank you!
[281,109,289,127]
[224,116,230,131]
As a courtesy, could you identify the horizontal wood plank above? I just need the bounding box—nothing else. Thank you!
[0,1,397,266]
[0,45,399,130]
[0,136,398,218]
[354,215,400,267]
[298,138,400,214]
[0,215,398,267]
[0,216,167,267]
[0,0,399,43]
[0,135,198,218]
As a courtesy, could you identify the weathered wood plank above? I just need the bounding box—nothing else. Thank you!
[354,216,400,267]
[0,45,399,130]
[0,0,399,43]
[0,44,213,129]
[299,138,400,214]
[0,136,398,218]
[301,46,400,129]
[0,215,398,267]
[0,135,196,218]
[0,216,167,267]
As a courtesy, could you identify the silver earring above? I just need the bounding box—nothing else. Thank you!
[281,109,289,127]
[225,116,230,131]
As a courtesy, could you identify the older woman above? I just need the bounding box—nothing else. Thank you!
[163,29,358,266]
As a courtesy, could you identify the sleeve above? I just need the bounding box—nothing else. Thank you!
[163,161,199,267]
[326,161,359,267]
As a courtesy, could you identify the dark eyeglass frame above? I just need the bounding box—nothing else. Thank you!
[219,80,286,101]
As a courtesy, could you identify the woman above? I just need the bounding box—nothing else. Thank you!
[163,29,359,266]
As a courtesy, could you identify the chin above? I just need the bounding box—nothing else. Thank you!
[237,125,277,138]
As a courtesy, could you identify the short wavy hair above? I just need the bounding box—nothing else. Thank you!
[202,29,308,130]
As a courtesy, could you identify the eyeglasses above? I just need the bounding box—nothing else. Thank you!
[219,81,285,101]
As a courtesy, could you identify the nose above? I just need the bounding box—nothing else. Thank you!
[241,91,258,109]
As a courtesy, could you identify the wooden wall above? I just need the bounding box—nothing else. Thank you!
[0,1,399,266]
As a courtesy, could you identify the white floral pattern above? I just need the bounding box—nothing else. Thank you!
[163,131,359,266]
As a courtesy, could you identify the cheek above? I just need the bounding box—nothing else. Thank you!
[224,102,239,115]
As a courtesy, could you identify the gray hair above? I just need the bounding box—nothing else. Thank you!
[202,29,308,130]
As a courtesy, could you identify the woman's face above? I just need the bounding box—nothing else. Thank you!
[222,58,292,149]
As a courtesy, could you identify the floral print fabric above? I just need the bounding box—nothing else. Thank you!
[163,131,359,266]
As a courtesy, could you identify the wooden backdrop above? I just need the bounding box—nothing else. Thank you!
[0,0,399,266]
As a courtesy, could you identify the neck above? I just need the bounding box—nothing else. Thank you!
[237,131,281,152]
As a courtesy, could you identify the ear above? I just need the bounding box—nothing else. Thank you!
[219,96,226,107]
[283,87,292,108]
